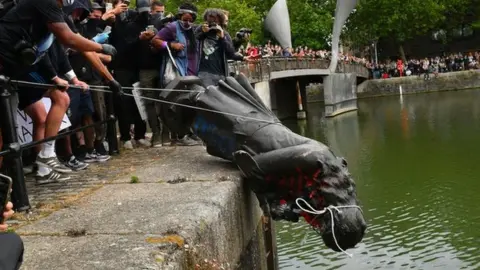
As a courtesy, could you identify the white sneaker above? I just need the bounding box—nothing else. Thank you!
[136,139,151,148]
[123,140,134,149]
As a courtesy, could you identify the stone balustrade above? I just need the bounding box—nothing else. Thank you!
[228,57,369,83]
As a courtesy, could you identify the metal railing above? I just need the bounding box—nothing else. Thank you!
[228,57,369,83]
[0,76,119,211]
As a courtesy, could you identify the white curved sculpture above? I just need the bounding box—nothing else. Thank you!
[328,0,358,73]
[264,0,292,49]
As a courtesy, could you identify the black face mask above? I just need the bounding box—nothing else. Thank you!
[150,12,163,22]
[136,11,149,24]
[86,18,102,29]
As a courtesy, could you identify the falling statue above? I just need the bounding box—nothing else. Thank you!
[159,74,366,253]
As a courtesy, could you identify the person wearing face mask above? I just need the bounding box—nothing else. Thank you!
[151,2,202,146]
[136,1,166,147]
[108,0,154,149]
[66,1,117,160]
[152,3,199,78]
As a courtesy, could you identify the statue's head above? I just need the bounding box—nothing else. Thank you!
[298,150,367,252]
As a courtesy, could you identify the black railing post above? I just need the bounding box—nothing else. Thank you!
[106,92,119,156]
[0,81,30,211]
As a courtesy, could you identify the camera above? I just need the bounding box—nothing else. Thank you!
[14,40,36,66]
[207,21,219,33]
[236,28,252,39]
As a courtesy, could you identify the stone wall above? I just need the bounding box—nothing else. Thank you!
[357,70,480,98]
[306,83,324,103]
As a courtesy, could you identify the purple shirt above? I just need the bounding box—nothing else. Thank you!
[156,22,198,76]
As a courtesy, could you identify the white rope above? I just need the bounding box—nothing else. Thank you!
[295,197,363,258]
[9,79,277,124]
[88,84,201,93]
[89,88,278,124]
[11,80,202,93]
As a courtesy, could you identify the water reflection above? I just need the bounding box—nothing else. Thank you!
[278,90,480,269]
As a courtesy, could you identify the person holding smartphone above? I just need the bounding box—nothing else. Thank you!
[136,1,166,147]
[0,201,24,270]
[151,2,203,146]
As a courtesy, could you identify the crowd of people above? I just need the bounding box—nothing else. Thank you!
[366,52,480,80]
[0,0,478,266]
[237,42,369,66]
[0,0,255,185]
[0,0,259,265]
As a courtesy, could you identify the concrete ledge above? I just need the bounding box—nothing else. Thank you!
[357,70,480,98]
[17,147,266,270]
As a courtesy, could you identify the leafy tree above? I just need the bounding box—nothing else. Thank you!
[344,0,447,60]
[162,0,262,44]
[344,0,480,59]
[126,0,336,49]
[287,0,334,49]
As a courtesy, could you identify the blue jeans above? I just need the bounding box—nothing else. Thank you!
[0,233,24,270]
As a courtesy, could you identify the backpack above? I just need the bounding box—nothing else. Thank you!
[0,0,17,19]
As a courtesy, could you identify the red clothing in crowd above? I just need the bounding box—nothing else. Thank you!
[247,47,261,59]
[397,59,404,77]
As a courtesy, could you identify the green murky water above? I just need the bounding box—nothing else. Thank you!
[277,90,480,270]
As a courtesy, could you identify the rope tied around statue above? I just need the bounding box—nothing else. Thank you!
[3,74,367,256]
[5,77,278,125]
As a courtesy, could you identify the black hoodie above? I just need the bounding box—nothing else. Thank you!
[108,11,143,71]
[31,0,93,81]
[63,0,105,82]
[136,14,163,70]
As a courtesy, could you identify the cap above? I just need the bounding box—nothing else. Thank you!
[91,2,105,10]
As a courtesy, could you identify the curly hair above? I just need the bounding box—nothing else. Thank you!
[202,8,226,27]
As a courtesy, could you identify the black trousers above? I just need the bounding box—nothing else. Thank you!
[0,233,24,270]
[113,69,146,142]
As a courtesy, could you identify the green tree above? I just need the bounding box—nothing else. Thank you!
[163,0,262,44]
[129,0,336,49]
[344,0,447,60]
[287,0,334,49]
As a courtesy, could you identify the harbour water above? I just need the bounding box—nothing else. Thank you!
[277,90,480,270]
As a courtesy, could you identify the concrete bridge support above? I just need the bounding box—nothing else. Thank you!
[323,73,358,117]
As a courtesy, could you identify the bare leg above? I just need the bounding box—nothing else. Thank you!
[64,135,73,157]
[24,101,47,155]
[44,90,70,143]
[33,90,72,176]
[76,131,86,146]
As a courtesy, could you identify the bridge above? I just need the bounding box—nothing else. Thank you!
[227,58,369,119]
[228,58,369,83]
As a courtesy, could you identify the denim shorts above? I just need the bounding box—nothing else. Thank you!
[17,72,49,110]
[67,88,94,126]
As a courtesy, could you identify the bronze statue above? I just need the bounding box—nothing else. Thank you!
[159,74,366,252]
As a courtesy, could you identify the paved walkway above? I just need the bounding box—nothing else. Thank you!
[9,146,261,270]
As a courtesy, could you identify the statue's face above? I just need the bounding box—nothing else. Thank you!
[302,153,367,252]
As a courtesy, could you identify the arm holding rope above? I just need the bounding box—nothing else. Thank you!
[96,53,112,64]
[81,51,113,81]
[80,51,122,95]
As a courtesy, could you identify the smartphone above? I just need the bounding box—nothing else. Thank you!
[146,25,155,31]
[106,3,113,12]
[0,174,12,224]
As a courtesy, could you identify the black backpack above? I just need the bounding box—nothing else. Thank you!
[0,0,17,19]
